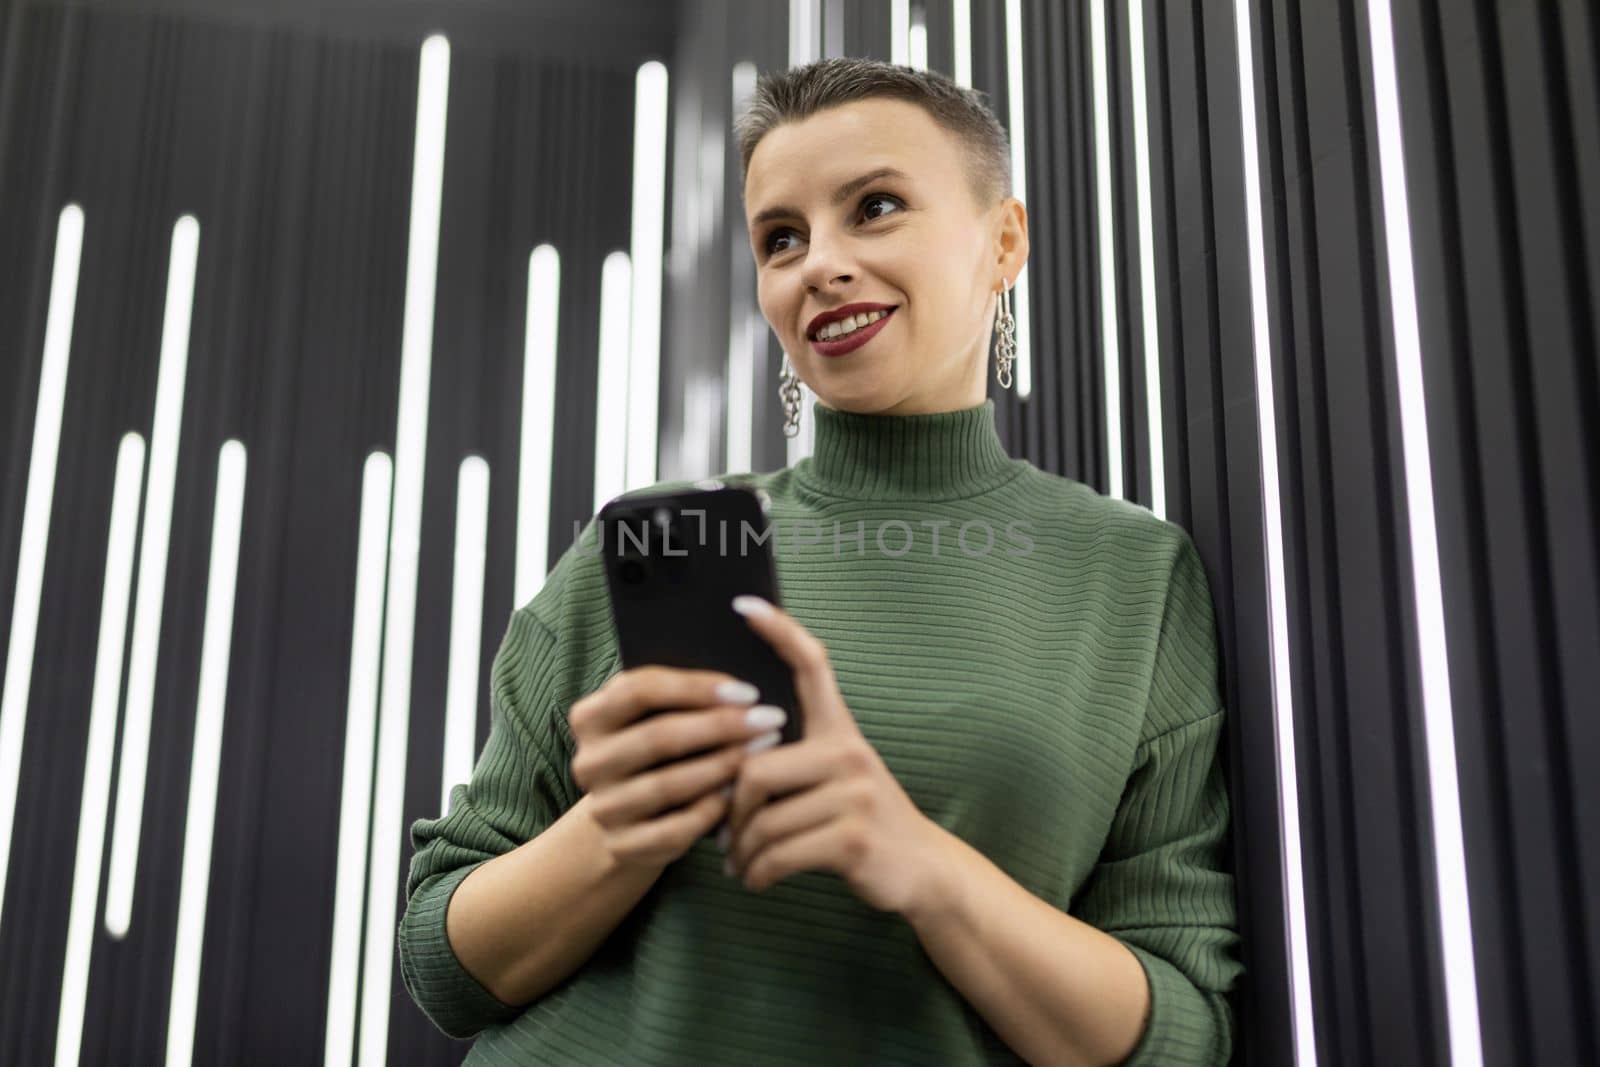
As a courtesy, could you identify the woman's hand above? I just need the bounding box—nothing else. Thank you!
[722,595,946,915]
[568,666,789,871]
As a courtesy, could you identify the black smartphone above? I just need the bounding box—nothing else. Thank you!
[597,482,802,749]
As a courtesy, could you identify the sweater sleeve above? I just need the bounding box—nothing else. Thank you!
[396,608,582,1039]
[1071,532,1245,1066]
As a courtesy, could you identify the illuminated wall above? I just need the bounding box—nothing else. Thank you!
[0,1,1595,1065]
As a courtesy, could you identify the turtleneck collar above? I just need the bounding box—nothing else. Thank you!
[792,397,1021,501]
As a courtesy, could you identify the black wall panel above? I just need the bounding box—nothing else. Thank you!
[1136,3,1289,1063]
[1391,1,1600,1064]
[3,0,1598,1064]
[0,4,651,1064]
[1250,1,1449,1063]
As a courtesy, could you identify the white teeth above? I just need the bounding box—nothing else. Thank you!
[816,309,888,341]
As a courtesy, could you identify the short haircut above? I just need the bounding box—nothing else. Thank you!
[734,56,1013,213]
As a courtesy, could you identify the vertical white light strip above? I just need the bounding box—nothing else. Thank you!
[952,0,973,89]
[725,311,755,475]
[1003,0,1033,400]
[165,439,247,1067]
[105,213,201,940]
[1090,0,1125,497]
[1366,2,1482,1063]
[892,0,911,66]
[359,34,450,1067]
[1230,2,1317,1063]
[0,203,83,934]
[625,61,668,494]
[441,457,490,815]
[593,252,633,514]
[787,0,821,466]
[728,62,759,476]
[1127,0,1166,519]
[515,246,559,609]
[55,432,144,1067]
[909,3,929,71]
[323,451,392,1067]
[789,0,819,69]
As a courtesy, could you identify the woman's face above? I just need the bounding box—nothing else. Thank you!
[744,97,1027,416]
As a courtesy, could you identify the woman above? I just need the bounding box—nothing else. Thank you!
[399,57,1244,1066]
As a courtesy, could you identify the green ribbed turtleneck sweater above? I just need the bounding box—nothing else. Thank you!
[399,399,1244,1065]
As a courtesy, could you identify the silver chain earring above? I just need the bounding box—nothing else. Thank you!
[778,353,803,438]
[994,280,1016,390]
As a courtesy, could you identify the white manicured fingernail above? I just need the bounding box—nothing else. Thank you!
[731,595,774,617]
[744,729,781,754]
[715,680,760,704]
[744,705,786,731]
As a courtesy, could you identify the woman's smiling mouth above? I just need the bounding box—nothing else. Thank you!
[809,307,896,357]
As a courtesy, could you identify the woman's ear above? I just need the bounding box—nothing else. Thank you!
[992,197,1029,281]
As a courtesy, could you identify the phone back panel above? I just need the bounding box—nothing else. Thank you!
[598,485,801,743]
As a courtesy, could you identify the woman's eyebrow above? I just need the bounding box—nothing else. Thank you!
[750,166,911,229]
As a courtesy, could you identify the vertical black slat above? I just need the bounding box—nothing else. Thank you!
[921,0,954,80]
[1107,0,1150,511]
[295,29,396,1063]
[1198,4,1293,1066]
[192,24,312,1065]
[1143,0,1192,530]
[1015,0,1062,478]
[979,0,1017,457]
[1253,0,1458,1058]
[1397,0,1600,1059]
[0,23,83,1053]
[1029,0,1066,479]
[1562,0,1600,344]
[480,50,522,771]
[1255,1,1366,1063]
[1005,0,1040,469]
[1496,7,1600,1054]
[1308,0,1443,1062]
[1385,3,1517,1062]
[183,20,273,1062]
[738,1,792,479]
[660,0,716,485]
[1068,0,1102,490]
[1161,2,1225,582]
[722,0,778,480]
[545,61,585,547]
[843,0,891,59]
[1470,2,1592,1062]
[0,11,98,1064]
[1425,3,1545,1063]
[1350,0,1462,1058]
[969,0,1020,457]
[1418,1,1599,1063]
[1551,0,1600,1042]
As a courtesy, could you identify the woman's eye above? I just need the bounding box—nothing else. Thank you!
[763,193,904,257]
[861,193,902,220]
